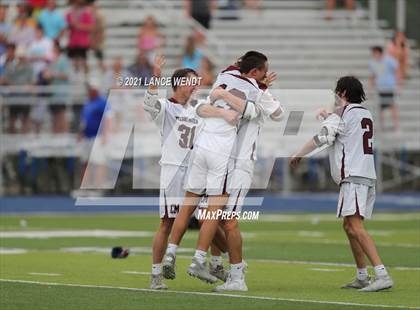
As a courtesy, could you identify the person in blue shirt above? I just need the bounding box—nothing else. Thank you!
[79,79,108,188]
[369,46,400,130]
[81,79,107,139]
[37,0,66,40]
[181,35,203,71]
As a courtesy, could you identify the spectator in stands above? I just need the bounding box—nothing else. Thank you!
[28,0,48,16]
[27,24,54,79]
[138,15,164,63]
[325,0,354,20]
[41,42,71,133]
[0,4,10,57]
[180,35,203,71]
[37,0,67,41]
[0,44,34,133]
[386,31,410,80]
[9,2,36,51]
[244,0,262,10]
[103,56,128,91]
[79,78,108,188]
[369,46,400,131]
[27,24,54,133]
[66,0,95,75]
[127,52,152,84]
[199,56,214,87]
[185,0,216,29]
[88,0,106,73]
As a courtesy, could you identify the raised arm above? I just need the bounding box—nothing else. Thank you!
[143,55,165,119]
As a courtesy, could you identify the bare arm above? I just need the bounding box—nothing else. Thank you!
[289,138,318,168]
[148,55,165,92]
[210,87,261,122]
[196,103,239,126]
[143,55,165,119]
[289,112,341,168]
[184,0,191,16]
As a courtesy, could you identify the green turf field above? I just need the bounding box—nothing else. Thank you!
[1,213,419,309]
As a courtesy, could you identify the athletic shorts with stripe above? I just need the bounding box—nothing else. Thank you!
[224,167,253,213]
[337,182,376,219]
[159,165,187,219]
[184,145,232,196]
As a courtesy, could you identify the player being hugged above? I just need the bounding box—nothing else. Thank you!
[143,56,234,290]
[290,76,393,292]
[194,54,284,292]
[162,51,283,289]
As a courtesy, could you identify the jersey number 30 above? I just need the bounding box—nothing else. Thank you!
[178,125,196,149]
[361,118,373,154]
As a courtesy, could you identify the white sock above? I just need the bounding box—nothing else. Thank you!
[210,256,222,267]
[230,262,244,280]
[166,243,178,256]
[374,264,388,278]
[194,249,207,265]
[356,267,368,280]
[152,263,161,276]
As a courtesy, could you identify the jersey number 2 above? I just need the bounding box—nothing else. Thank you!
[361,118,373,154]
[178,125,196,149]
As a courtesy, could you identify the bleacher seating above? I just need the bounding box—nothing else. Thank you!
[1,0,419,193]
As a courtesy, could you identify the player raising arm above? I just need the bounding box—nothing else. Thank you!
[290,76,393,292]
[143,56,233,289]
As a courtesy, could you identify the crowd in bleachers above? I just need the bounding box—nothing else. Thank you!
[0,0,219,136]
[0,0,417,194]
[0,0,223,194]
[368,31,410,131]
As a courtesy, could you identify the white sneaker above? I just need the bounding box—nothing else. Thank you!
[150,274,168,290]
[341,277,371,289]
[209,264,228,282]
[187,257,218,284]
[359,275,393,292]
[162,253,176,280]
[213,275,248,292]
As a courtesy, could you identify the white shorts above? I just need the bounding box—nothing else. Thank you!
[337,182,376,219]
[184,145,232,196]
[159,165,187,219]
[225,168,252,213]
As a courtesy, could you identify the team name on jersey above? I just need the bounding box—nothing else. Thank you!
[175,116,199,124]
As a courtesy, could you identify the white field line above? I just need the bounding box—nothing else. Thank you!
[1,246,418,271]
[0,248,28,254]
[28,273,61,276]
[0,229,415,248]
[177,255,420,271]
[0,230,255,239]
[254,231,420,248]
[121,271,150,275]
[59,246,195,254]
[0,230,155,239]
[0,279,418,309]
[307,239,420,249]
[308,268,344,272]
[259,213,420,222]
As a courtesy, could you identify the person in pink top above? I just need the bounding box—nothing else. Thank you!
[66,0,95,74]
[138,15,164,63]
